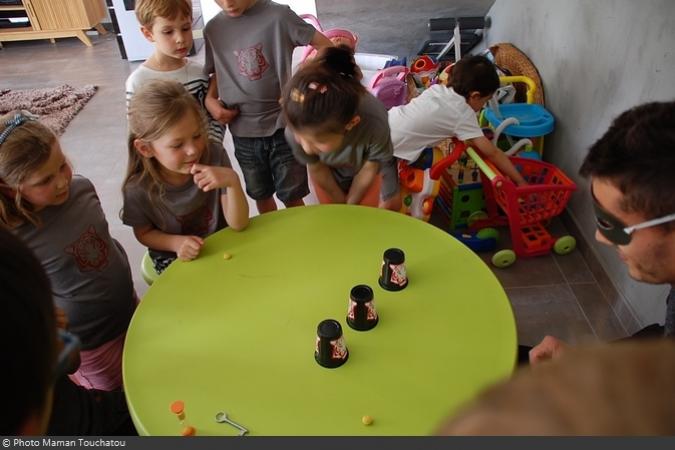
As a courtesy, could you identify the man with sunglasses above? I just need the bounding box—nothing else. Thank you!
[529,100,675,365]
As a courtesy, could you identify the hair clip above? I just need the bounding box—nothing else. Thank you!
[290,88,305,104]
[0,111,38,145]
[308,82,328,93]
[339,72,354,79]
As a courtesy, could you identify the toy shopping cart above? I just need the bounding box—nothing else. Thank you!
[466,148,577,267]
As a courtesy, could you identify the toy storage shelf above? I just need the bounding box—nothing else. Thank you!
[0,0,106,48]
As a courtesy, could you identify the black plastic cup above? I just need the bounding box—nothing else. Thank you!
[347,285,379,331]
[378,248,408,291]
[315,319,349,368]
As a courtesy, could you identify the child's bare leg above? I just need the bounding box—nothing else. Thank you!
[256,197,278,214]
[283,198,305,208]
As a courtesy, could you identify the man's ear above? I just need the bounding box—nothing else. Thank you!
[133,139,154,158]
[345,115,361,131]
[468,91,482,101]
[140,25,155,43]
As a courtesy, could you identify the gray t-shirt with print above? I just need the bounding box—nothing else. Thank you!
[287,93,395,177]
[14,176,135,350]
[122,148,229,261]
[203,0,316,138]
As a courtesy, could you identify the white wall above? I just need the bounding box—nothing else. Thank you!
[485,0,675,330]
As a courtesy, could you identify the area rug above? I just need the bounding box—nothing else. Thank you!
[0,84,97,135]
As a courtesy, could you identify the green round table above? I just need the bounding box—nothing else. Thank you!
[123,205,516,435]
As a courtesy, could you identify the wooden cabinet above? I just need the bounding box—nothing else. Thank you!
[0,0,106,47]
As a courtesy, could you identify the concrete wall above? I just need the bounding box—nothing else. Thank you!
[484,0,675,330]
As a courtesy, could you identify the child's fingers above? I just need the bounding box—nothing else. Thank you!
[189,235,204,246]
[190,163,206,174]
[195,177,213,191]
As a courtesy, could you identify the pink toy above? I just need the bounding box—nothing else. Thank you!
[368,65,409,110]
[300,14,358,62]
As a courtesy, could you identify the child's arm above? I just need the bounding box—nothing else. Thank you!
[346,160,380,205]
[133,225,204,261]
[205,74,239,125]
[308,162,346,203]
[191,164,249,231]
[310,30,334,50]
[466,136,528,186]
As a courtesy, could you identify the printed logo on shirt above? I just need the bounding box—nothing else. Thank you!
[65,225,109,272]
[177,205,214,237]
[234,43,269,81]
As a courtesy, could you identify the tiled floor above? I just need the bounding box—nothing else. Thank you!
[0,33,628,348]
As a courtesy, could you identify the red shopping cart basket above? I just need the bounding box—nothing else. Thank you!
[467,148,577,267]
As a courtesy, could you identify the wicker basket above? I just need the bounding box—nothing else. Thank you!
[490,43,545,105]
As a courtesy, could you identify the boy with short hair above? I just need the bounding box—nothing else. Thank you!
[126,0,230,166]
[389,55,526,186]
[204,0,332,213]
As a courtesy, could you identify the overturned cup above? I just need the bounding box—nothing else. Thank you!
[379,248,408,291]
[315,319,349,368]
[347,285,378,331]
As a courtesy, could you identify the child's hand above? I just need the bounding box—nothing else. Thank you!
[205,97,239,125]
[191,164,240,192]
[176,235,204,261]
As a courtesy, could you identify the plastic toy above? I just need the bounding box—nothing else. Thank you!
[466,148,577,267]
[410,55,439,87]
[399,139,467,221]
[170,400,195,436]
[482,76,554,158]
[368,65,409,110]
[300,14,358,62]
[451,228,499,252]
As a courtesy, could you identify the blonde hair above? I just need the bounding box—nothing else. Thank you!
[135,0,192,28]
[438,340,675,435]
[0,112,57,228]
[124,79,207,206]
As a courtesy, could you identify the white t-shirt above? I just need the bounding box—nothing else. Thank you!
[125,60,224,144]
[388,85,484,162]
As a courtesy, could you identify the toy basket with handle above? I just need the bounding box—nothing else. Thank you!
[467,148,577,267]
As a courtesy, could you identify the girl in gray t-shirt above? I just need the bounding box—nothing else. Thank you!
[0,111,135,391]
[281,46,401,211]
[123,80,249,274]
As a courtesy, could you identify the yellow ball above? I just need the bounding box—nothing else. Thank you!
[223,252,232,260]
[362,415,373,426]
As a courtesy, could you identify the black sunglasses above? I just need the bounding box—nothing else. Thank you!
[591,188,675,245]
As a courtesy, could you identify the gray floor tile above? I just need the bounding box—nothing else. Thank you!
[480,251,566,288]
[553,250,596,284]
[505,284,596,346]
[568,283,627,341]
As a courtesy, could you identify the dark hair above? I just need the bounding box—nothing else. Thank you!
[580,101,675,226]
[0,227,57,434]
[451,55,500,99]
[281,45,366,134]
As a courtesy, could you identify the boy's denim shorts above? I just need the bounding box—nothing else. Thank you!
[232,129,309,203]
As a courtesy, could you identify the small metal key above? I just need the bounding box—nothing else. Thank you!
[215,411,248,436]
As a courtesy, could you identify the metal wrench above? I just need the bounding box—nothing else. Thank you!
[215,411,248,436]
